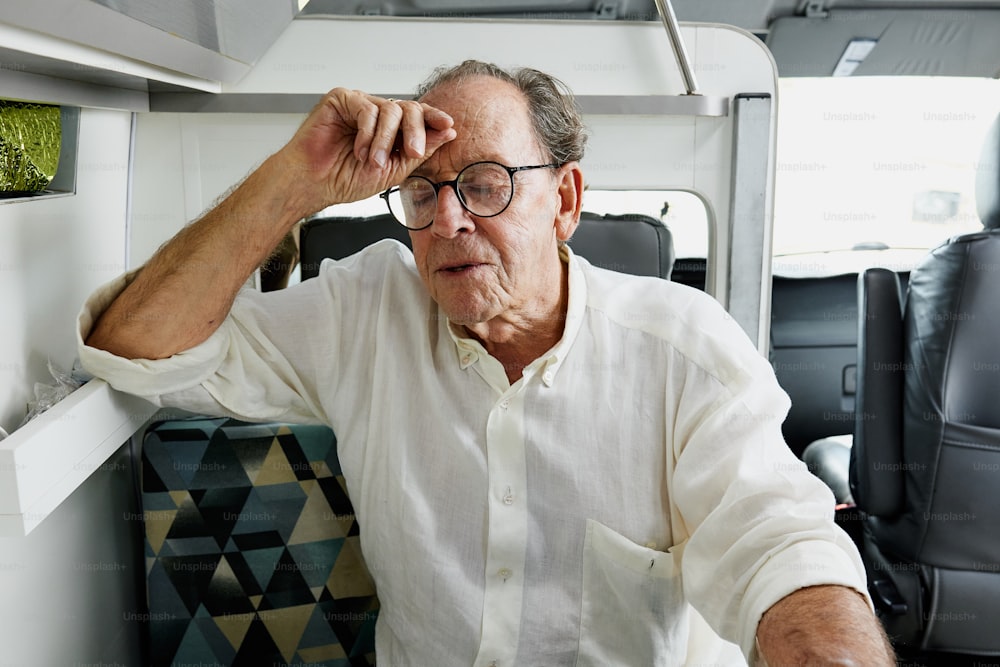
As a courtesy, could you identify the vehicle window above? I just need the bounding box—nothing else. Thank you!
[773,76,1000,276]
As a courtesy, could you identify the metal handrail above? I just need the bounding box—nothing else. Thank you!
[652,0,700,95]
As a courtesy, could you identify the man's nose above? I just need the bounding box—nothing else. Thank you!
[430,185,475,238]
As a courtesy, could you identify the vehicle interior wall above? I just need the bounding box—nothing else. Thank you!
[0,106,142,663]
[131,17,778,350]
[0,444,144,664]
[2,2,999,662]
[0,107,131,432]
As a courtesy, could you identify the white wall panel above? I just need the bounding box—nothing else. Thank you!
[131,113,302,266]
[0,106,141,665]
[0,107,132,433]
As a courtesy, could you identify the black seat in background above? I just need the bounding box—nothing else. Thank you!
[770,271,910,458]
[299,211,674,280]
[846,113,1000,656]
[769,273,861,458]
[566,212,674,279]
[670,257,706,291]
[300,214,409,279]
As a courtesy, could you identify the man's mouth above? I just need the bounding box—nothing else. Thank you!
[439,262,485,273]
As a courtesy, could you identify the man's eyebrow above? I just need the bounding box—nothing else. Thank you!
[412,157,507,179]
[410,158,444,178]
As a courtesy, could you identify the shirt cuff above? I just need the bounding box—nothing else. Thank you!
[737,537,873,660]
[76,271,231,400]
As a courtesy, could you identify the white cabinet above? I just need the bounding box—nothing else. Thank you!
[0,0,298,109]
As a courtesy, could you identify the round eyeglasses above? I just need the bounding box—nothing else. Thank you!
[380,160,561,230]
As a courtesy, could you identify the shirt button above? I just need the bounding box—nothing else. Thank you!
[542,371,554,384]
[502,486,514,505]
[462,354,473,364]
[497,567,512,581]
[500,398,510,410]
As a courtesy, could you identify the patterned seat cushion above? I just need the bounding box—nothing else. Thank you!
[141,417,379,666]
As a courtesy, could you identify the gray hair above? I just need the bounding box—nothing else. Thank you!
[415,60,587,164]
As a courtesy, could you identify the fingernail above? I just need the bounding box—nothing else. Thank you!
[358,146,368,163]
[408,137,425,157]
[372,149,387,168]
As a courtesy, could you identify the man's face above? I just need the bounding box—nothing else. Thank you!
[408,76,572,328]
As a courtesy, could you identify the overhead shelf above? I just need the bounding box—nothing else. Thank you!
[0,0,299,109]
[0,0,295,85]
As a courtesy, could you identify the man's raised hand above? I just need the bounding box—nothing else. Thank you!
[278,88,457,215]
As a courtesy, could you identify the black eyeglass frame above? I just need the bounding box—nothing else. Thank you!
[380,160,562,230]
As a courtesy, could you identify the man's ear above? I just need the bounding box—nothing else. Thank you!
[554,162,584,242]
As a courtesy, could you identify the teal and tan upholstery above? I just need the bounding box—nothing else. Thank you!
[141,417,378,666]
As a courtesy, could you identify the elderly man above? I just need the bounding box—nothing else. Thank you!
[81,60,893,665]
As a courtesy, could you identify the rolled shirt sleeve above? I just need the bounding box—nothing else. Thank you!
[75,243,405,424]
[664,294,871,659]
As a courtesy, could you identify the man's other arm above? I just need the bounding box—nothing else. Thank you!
[85,90,455,360]
[756,584,895,666]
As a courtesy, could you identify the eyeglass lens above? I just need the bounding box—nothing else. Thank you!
[389,162,514,229]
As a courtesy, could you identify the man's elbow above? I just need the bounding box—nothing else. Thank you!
[84,312,196,361]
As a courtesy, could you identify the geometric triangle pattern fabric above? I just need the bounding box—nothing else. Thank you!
[142,417,379,666]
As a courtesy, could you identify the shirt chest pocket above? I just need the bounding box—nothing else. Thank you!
[576,519,689,667]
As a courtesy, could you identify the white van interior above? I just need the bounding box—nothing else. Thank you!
[2,1,999,665]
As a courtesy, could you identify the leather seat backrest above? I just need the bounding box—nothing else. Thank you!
[566,212,674,279]
[850,267,904,517]
[860,111,1000,570]
[897,228,1000,567]
[300,214,408,280]
[846,112,1000,655]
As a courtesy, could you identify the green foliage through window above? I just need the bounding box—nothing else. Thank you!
[0,100,62,195]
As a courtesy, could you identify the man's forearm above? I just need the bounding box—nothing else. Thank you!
[85,153,308,360]
[755,584,895,666]
[84,88,457,361]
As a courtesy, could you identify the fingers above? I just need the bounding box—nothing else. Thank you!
[348,93,380,165]
[396,101,457,162]
[397,101,427,158]
[367,98,403,168]
[352,95,455,170]
[421,105,458,156]
[292,89,457,209]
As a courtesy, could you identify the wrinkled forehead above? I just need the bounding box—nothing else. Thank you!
[415,76,546,176]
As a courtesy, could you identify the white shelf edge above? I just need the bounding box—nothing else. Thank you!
[0,379,155,537]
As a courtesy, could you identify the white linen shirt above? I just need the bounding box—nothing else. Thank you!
[78,240,869,666]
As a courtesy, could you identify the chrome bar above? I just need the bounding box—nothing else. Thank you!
[652,0,700,95]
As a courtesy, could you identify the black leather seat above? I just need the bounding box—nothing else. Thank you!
[849,113,1000,655]
[299,211,674,280]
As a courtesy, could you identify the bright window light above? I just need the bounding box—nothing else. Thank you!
[773,76,1000,274]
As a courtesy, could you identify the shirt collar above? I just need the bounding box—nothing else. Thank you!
[444,244,587,387]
